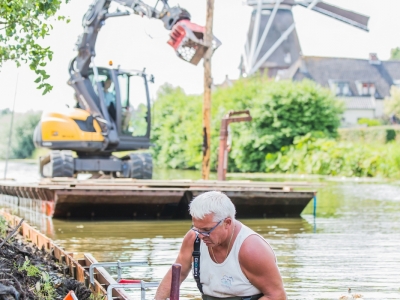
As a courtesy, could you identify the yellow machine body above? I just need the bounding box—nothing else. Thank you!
[41,109,103,142]
[34,108,105,152]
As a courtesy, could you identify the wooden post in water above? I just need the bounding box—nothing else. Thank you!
[202,0,215,180]
[170,263,182,300]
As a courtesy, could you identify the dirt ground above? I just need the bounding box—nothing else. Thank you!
[0,218,92,300]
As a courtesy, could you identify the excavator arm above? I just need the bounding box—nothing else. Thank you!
[73,0,192,78]
[67,0,217,150]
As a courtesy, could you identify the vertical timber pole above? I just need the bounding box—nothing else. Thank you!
[202,0,215,180]
[217,118,228,181]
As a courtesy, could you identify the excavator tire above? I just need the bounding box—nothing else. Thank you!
[128,154,143,179]
[61,151,74,177]
[50,150,74,178]
[139,153,153,179]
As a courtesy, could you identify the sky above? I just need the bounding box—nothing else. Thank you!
[1,0,400,112]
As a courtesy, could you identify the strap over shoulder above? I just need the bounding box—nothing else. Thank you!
[192,234,203,294]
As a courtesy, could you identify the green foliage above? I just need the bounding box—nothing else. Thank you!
[89,294,106,300]
[18,257,41,277]
[390,47,400,60]
[384,86,400,118]
[1,108,11,115]
[357,118,381,127]
[11,111,41,158]
[0,0,70,94]
[151,84,203,169]
[0,216,7,237]
[151,78,343,172]
[338,126,400,144]
[35,271,56,300]
[228,79,343,172]
[265,133,400,178]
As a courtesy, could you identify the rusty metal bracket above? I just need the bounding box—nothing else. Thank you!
[218,110,252,181]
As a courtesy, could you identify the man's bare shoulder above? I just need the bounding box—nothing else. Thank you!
[180,230,197,251]
[239,234,276,266]
[239,234,286,299]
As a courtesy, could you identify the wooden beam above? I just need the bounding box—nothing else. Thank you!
[202,0,215,180]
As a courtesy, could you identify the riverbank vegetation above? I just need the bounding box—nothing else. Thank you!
[265,133,400,178]
[3,76,400,179]
[151,76,400,178]
[0,110,41,159]
[152,77,343,172]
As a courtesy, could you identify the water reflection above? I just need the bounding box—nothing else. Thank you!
[1,162,400,299]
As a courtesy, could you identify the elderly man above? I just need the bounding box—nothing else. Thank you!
[155,191,286,300]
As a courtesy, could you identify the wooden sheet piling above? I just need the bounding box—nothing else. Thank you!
[0,210,129,300]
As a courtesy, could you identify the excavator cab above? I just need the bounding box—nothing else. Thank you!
[34,66,154,179]
[87,67,152,149]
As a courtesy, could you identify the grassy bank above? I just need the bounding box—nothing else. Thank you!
[265,133,400,178]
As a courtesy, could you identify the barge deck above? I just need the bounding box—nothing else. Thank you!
[0,179,316,218]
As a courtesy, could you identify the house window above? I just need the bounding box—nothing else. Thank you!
[329,81,352,96]
[356,82,376,96]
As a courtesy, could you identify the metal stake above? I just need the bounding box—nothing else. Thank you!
[170,263,182,300]
[313,193,317,217]
[3,73,19,180]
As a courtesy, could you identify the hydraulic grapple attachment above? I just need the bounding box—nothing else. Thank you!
[168,20,221,65]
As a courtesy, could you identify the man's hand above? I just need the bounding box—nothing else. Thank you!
[154,230,196,299]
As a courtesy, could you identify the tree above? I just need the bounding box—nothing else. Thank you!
[390,47,400,60]
[151,77,344,172]
[0,108,11,115]
[11,111,41,158]
[0,0,69,94]
[384,86,400,121]
[227,78,344,172]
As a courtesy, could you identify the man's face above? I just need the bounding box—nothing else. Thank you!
[104,79,112,90]
[192,214,229,247]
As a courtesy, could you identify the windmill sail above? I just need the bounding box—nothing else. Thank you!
[297,1,369,31]
[243,0,370,76]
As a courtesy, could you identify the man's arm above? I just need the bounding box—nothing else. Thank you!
[155,230,196,300]
[239,235,286,300]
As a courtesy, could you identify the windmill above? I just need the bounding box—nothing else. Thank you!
[242,0,370,76]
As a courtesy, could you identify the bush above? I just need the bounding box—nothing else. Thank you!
[151,77,344,172]
[357,118,382,126]
[151,84,203,169]
[11,112,41,159]
[338,126,400,144]
[265,133,400,178]
[384,86,400,118]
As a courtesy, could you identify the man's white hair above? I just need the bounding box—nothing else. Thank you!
[189,191,236,221]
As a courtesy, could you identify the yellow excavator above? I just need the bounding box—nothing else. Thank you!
[33,0,220,179]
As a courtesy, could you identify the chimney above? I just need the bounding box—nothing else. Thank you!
[369,53,381,65]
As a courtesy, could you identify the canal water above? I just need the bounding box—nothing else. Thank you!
[1,161,400,299]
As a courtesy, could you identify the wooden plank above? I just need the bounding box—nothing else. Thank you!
[36,178,317,188]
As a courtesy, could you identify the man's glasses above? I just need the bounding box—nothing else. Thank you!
[191,219,223,237]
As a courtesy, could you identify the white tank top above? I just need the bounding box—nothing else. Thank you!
[198,224,271,297]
